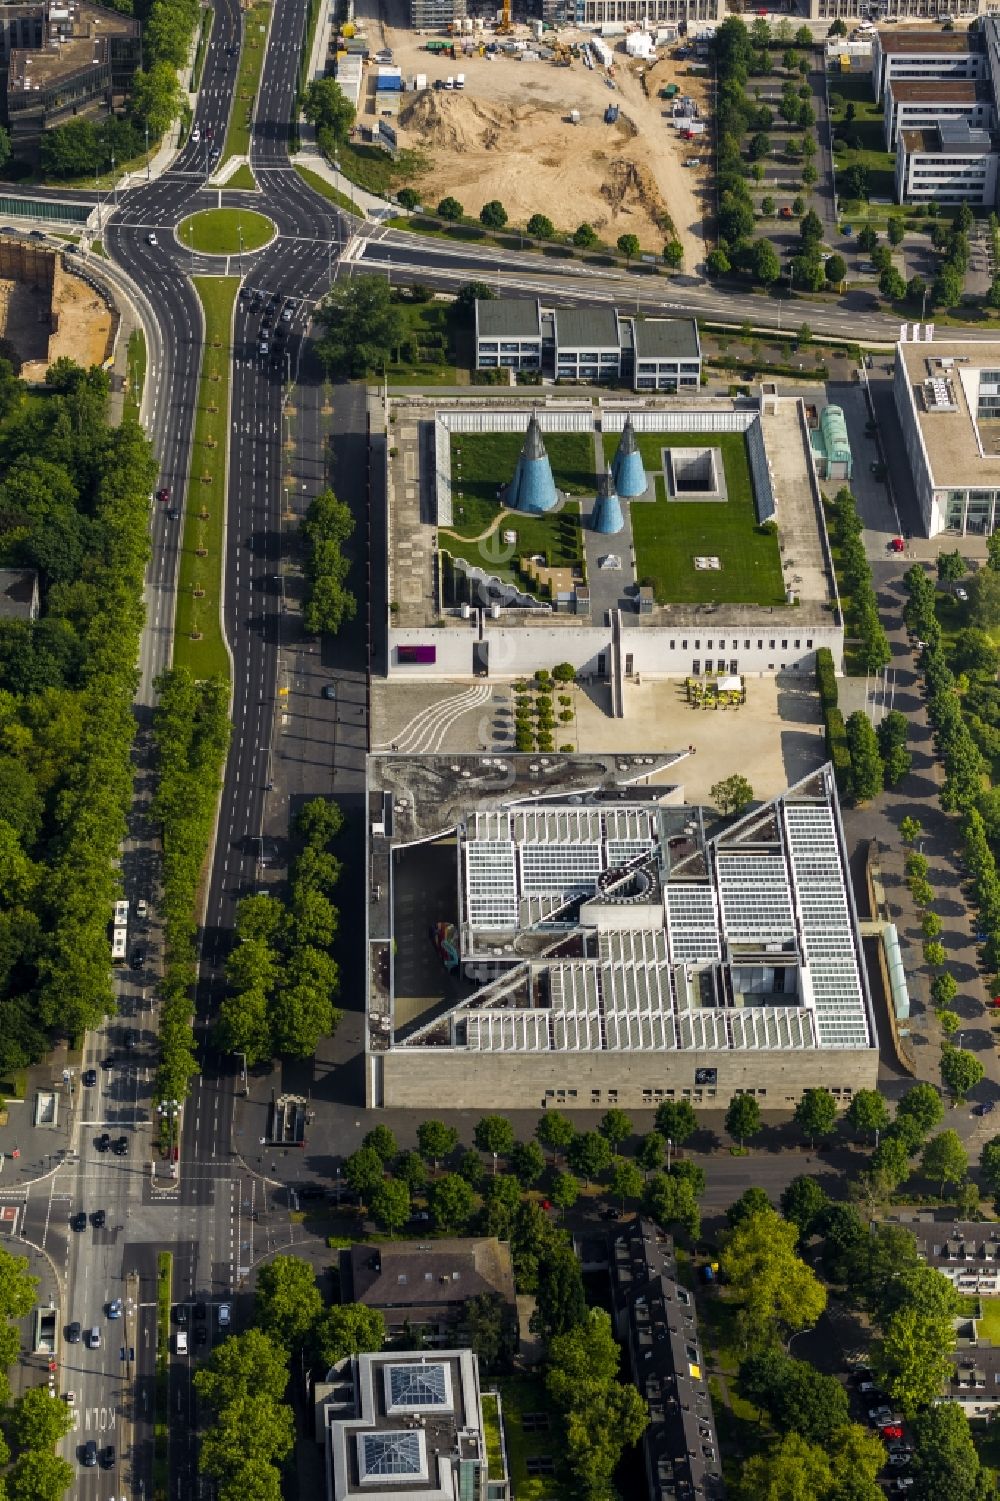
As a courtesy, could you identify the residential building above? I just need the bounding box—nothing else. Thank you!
[948,1344,1000,1416]
[473,300,703,392]
[632,317,702,392]
[911,1220,1000,1295]
[409,0,466,30]
[872,28,987,103]
[883,77,993,149]
[3,0,141,151]
[474,299,542,373]
[0,568,39,621]
[315,1349,506,1501]
[892,328,1000,535]
[895,121,998,205]
[365,759,879,1112]
[611,1218,724,1501]
[340,1240,517,1348]
[553,306,623,383]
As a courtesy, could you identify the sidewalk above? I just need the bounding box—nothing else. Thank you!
[0,1047,75,1187]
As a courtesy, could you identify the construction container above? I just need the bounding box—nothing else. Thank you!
[604,103,619,123]
[456,71,465,87]
[660,82,679,97]
[569,108,581,123]
[413,72,428,89]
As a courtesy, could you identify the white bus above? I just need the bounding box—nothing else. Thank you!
[113,900,129,928]
[111,928,127,965]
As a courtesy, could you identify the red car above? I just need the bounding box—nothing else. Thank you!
[880,1424,904,1442]
[157,486,170,504]
[888,537,905,554]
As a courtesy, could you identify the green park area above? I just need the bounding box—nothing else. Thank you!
[174,277,238,680]
[178,207,274,255]
[601,431,785,606]
[829,76,896,208]
[222,2,271,164]
[386,300,461,386]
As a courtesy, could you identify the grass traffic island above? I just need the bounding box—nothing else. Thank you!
[178,207,274,256]
[222,1,271,165]
[154,1251,172,1499]
[221,164,258,192]
[174,276,238,681]
[601,430,785,608]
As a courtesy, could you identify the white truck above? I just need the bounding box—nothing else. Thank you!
[455,72,465,88]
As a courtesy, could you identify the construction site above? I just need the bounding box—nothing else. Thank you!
[0,237,114,379]
[349,0,713,263]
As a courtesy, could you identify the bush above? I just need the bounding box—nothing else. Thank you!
[815,647,838,710]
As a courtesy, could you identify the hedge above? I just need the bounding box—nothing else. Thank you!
[817,650,849,789]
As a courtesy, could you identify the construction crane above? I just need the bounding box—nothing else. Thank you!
[497,0,512,34]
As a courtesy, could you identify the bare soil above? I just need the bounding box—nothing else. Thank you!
[375,14,711,264]
[21,262,113,381]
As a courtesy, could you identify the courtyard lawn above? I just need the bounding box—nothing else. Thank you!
[449,431,594,538]
[976,1299,1000,1345]
[441,502,583,590]
[600,431,785,607]
[496,1376,565,1501]
[828,77,896,205]
[386,300,460,386]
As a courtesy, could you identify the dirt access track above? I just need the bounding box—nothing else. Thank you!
[370,0,710,266]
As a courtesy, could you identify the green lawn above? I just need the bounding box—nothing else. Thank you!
[450,431,593,534]
[222,2,270,164]
[123,327,146,425]
[600,431,785,606]
[293,163,357,217]
[442,502,583,590]
[335,141,427,199]
[828,78,896,204]
[222,164,257,191]
[977,1298,1000,1344]
[481,1392,505,1481]
[173,277,237,681]
[496,1376,566,1501]
[386,300,460,386]
[178,207,273,254]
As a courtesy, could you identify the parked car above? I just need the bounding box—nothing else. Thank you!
[92,1210,106,1229]
[100,1445,116,1469]
[108,1299,123,1320]
[95,1132,110,1153]
[112,1135,129,1156]
[71,1212,87,1232]
[136,899,148,919]
[88,1327,101,1349]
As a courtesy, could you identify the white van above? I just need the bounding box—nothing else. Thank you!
[175,1330,188,1355]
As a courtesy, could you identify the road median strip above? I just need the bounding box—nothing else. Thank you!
[221,1,271,167]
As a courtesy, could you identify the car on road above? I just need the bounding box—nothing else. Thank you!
[112,1135,129,1156]
[147,232,157,246]
[157,486,170,504]
[108,1299,123,1319]
[194,1301,207,1319]
[136,898,148,919]
[29,229,45,240]
[92,1209,106,1229]
[176,1330,188,1354]
[956,585,969,602]
[101,1444,116,1469]
[191,127,201,144]
[88,1327,101,1349]
[281,304,293,322]
[167,507,180,520]
[195,1325,208,1345]
[63,1391,76,1405]
[82,1068,97,1087]
[81,1441,98,1467]
[67,1321,82,1343]
[218,1303,231,1327]
[174,1304,188,1325]
[130,947,145,970]
[71,1212,87,1232]
[322,684,336,699]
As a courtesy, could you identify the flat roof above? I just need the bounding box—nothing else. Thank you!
[554,304,621,349]
[898,338,1000,487]
[887,77,986,100]
[475,298,541,339]
[902,123,993,152]
[633,316,699,360]
[877,27,978,52]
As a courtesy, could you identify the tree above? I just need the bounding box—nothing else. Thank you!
[437,196,464,221]
[898,1081,945,1137]
[8,1385,73,1449]
[637,1132,664,1175]
[794,1087,838,1147]
[710,774,754,817]
[532,1241,587,1336]
[969,563,1000,631]
[846,1088,890,1142]
[931,971,959,1010]
[255,1255,323,1351]
[828,17,847,35]
[727,1186,772,1228]
[315,276,403,379]
[550,1170,580,1221]
[938,1009,961,1038]
[457,1148,485,1189]
[617,233,641,265]
[370,1177,410,1236]
[598,1108,632,1151]
[900,815,923,845]
[876,1300,958,1415]
[780,1175,829,1237]
[846,711,883,802]
[654,1099,697,1146]
[510,1138,545,1187]
[740,1350,849,1443]
[194,1328,291,1411]
[880,266,906,302]
[417,1119,459,1171]
[921,1129,968,1196]
[129,61,184,139]
[725,1093,761,1148]
[843,162,869,200]
[536,1110,575,1162]
[721,1206,827,1347]
[877,709,911,788]
[825,253,846,285]
[546,1309,648,1497]
[465,1292,514,1371]
[818,1201,867,1282]
[344,1146,384,1208]
[6,1450,74,1501]
[858,224,879,254]
[481,1173,522,1237]
[662,239,683,268]
[474,1114,514,1170]
[527,213,554,239]
[752,237,781,286]
[706,248,731,277]
[311,1304,385,1371]
[303,76,355,143]
[480,199,507,230]
[937,548,967,583]
[761,195,776,217]
[748,129,770,161]
[909,1401,991,1501]
[394,1149,427,1193]
[573,222,599,249]
[430,1173,475,1232]
[644,1173,701,1241]
[362,1124,397,1164]
[954,627,999,677]
[941,1045,985,1101]
[933,261,963,310]
[397,187,419,211]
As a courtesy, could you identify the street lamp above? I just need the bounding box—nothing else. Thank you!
[238,223,244,279]
[145,123,150,183]
[666,1136,673,1173]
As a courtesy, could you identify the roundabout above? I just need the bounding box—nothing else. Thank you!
[177,207,275,256]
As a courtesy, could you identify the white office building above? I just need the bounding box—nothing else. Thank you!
[895,121,998,205]
[883,77,993,149]
[872,28,987,103]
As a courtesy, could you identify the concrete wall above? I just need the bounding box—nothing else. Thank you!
[892,356,937,534]
[375,1042,880,1111]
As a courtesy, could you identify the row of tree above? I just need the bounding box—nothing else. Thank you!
[151,667,231,1103]
[0,362,158,1075]
[218,798,344,1064]
[39,64,184,180]
[827,486,890,673]
[301,488,356,637]
[0,1246,75,1501]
